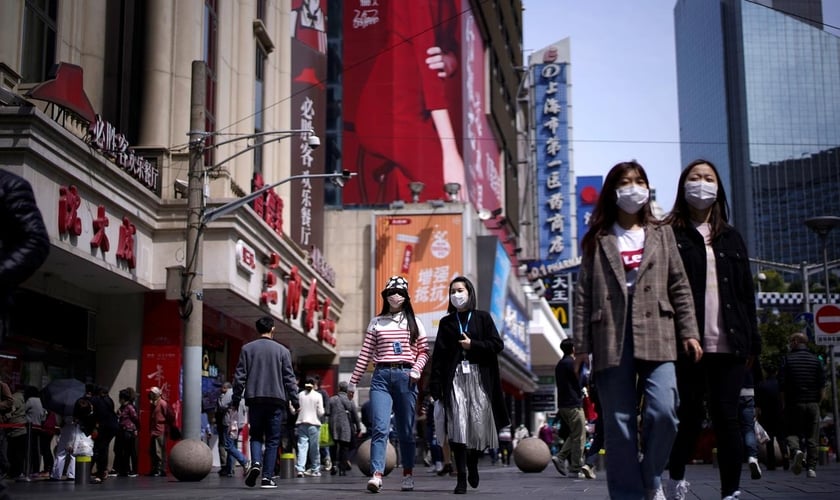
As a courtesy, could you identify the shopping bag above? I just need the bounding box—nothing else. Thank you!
[755,420,770,444]
[319,422,334,447]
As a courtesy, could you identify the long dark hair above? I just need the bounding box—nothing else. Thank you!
[581,161,656,256]
[664,158,731,239]
[378,288,420,345]
[446,276,477,315]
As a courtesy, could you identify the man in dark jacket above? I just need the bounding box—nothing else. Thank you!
[779,332,825,478]
[232,316,299,489]
[551,339,594,479]
[0,169,50,344]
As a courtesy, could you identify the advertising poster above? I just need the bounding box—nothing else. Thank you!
[342,0,501,211]
[373,212,464,337]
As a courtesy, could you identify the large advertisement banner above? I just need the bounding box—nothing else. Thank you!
[373,212,464,337]
[342,0,501,211]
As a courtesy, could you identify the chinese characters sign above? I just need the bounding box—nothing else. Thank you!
[534,62,572,263]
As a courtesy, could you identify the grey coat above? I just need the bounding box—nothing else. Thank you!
[574,224,699,373]
[328,391,360,443]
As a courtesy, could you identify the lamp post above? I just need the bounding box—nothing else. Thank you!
[180,61,353,439]
[805,216,840,463]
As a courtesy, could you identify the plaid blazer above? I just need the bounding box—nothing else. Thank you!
[573,224,699,373]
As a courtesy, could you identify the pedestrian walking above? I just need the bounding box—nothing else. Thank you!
[295,377,324,477]
[551,339,594,480]
[146,386,175,477]
[215,382,248,477]
[497,425,512,466]
[329,381,361,476]
[665,159,761,500]
[739,360,764,480]
[756,364,788,470]
[574,161,701,500]
[780,332,825,478]
[231,316,299,489]
[429,275,510,494]
[348,275,429,493]
[114,388,139,477]
[314,375,332,472]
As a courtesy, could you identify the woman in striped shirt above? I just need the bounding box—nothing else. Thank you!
[349,276,429,493]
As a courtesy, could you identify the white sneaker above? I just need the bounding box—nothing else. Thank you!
[748,457,762,479]
[806,468,816,478]
[401,475,415,491]
[646,486,666,500]
[367,475,383,493]
[677,479,691,500]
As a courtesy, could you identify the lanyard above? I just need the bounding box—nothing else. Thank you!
[458,311,471,336]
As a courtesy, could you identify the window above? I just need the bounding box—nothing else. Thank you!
[203,0,218,166]
[254,43,267,174]
[21,0,58,83]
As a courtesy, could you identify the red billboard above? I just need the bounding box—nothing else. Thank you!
[342,0,502,211]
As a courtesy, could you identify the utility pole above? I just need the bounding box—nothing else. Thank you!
[182,60,206,441]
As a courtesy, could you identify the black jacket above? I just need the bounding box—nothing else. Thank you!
[0,170,49,306]
[429,309,510,431]
[672,224,761,358]
[780,346,825,404]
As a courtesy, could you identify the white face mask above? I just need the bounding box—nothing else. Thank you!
[615,185,649,214]
[387,294,405,310]
[684,180,717,210]
[450,291,469,310]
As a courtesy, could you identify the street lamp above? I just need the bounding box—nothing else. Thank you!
[805,215,840,463]
[178,61,353,439]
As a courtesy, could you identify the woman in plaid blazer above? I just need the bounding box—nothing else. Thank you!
[573,161,702,500]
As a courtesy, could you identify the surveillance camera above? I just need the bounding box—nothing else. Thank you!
[174,179,188,197]
[307,134,321,150]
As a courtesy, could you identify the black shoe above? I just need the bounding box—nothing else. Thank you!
[437,463,453,476]
[245,462,262,487]
[454,473,467,494]
[260,477,277,489]
[467,453,479,488]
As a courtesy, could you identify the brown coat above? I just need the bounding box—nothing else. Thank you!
[573,224,699,373]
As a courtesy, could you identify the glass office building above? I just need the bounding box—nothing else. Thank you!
[674,0,840,267]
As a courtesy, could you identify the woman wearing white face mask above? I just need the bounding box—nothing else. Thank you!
[664,160,761,500]
[349,276,429,493]
[574,161,701,500]
[429,276,509,494]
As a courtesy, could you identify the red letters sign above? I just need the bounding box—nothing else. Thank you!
[318,297,337,346]
[58,185,82,236]
[90,205,110,252]
[303,278,319,332]
[284,266,303,321]
[261,271,279,305]
[116,216,136,269]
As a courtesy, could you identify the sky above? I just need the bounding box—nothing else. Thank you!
[522,0,840,211]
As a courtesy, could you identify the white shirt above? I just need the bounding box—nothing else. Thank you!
[614,223,645,293]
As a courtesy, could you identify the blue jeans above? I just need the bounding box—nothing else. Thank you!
[739,396,758,459]
[295,423,321,472]
[595,330,679,500]
[247,403,285,479]
[220,425,247,473]
[369,365,417,474]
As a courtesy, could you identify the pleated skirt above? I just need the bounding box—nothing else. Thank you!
[446,362,498,450]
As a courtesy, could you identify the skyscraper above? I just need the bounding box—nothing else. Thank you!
[674,0,840,267]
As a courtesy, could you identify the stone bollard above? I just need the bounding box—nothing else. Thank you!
[355,438,397,476]
[169,439,213,481]
[512,437,551,473]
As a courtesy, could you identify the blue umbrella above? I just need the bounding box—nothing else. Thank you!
[42,378,86,417]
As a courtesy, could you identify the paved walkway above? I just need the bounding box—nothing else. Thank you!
[5,460,839,499]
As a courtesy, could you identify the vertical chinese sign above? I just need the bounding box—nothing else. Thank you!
[373,213,464,338]
[534,61,572,263]
[291,0,328,251]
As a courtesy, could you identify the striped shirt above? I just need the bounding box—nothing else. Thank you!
[350,313,429,385]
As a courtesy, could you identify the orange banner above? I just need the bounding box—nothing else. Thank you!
[374,213,464,337]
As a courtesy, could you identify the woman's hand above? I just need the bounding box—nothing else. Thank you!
[458,333,471,350]
[683,338,703,362]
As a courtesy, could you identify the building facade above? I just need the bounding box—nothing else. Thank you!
[674,0,840,266]
[1,0,345,472]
